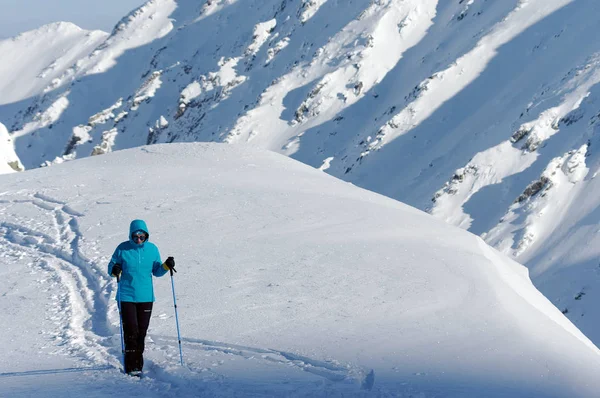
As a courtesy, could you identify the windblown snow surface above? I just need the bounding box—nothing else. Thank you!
[1,143,600,397]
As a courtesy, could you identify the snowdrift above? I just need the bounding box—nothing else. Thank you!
[1,143,599,397]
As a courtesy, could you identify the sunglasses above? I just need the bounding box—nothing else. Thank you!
[132,234,147,241]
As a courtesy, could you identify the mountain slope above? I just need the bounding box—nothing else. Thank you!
[1,143,600,397]
[0,22,108,105]
[2,0,600,343]
[0,122,23,173]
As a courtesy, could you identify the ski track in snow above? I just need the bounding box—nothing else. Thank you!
[149,335,375,390]
[0,192,116,368]
[0,192,373,393]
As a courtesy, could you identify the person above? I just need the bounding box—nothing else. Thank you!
[108,219,176,376]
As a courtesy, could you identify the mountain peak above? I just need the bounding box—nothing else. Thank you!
[0,21,108,105]
[9,21,105,41]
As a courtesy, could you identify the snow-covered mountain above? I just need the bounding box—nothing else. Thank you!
[0,22,108,106]
[2,142,600,397]
[2,0,600,344]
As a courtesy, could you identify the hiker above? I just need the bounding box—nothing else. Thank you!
[108,219,176,376]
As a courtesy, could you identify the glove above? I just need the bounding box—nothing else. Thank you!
[111,263,122,279]
[162,256,176,275]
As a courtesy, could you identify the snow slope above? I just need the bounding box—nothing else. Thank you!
[1,143,600,397]
[0,122,23,174]
[0,22,108,105]
[2,0,600,346]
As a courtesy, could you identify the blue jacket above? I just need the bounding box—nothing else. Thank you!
[108,219,168,302]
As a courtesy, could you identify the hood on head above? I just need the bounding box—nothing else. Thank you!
[129,219,149,241]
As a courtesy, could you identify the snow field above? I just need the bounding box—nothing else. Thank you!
[1,143,600,396]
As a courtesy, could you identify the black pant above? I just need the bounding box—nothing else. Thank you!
[120,302,153,373]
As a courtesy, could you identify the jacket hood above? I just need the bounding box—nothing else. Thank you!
[129,219,149,243]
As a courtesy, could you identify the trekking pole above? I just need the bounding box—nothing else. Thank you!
[169,269,184,366]
[117,274,125,370]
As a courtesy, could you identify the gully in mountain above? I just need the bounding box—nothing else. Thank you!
[108,219,176,376]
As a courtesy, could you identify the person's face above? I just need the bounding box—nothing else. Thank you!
[132,232,147,244]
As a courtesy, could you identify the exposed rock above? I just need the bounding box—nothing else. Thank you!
[510,126,531,144]
[515,176,552,203]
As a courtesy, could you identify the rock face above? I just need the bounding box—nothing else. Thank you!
[2,0,600,342]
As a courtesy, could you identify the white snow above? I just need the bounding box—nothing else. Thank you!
[82,0,177,75]
[0,22,107,105]
[298,0,329,24]
[1,143,600,397]
[12,95,70,141]
[215,56,247,89]
[132,71,163,111]
[265,37,290,65]
[3,0,600,361]
[364,0,572,156]
[227,0,438,150]
[318,156,334,171]
[196,0,239,22]
[0,121,23,174]
[88,99,124,127]
[431,142,538,229]
[484,145,591,262]
[245,19,277,58]
[158,115,169,128]
[91,128,119,156]
[179,81,202,105]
